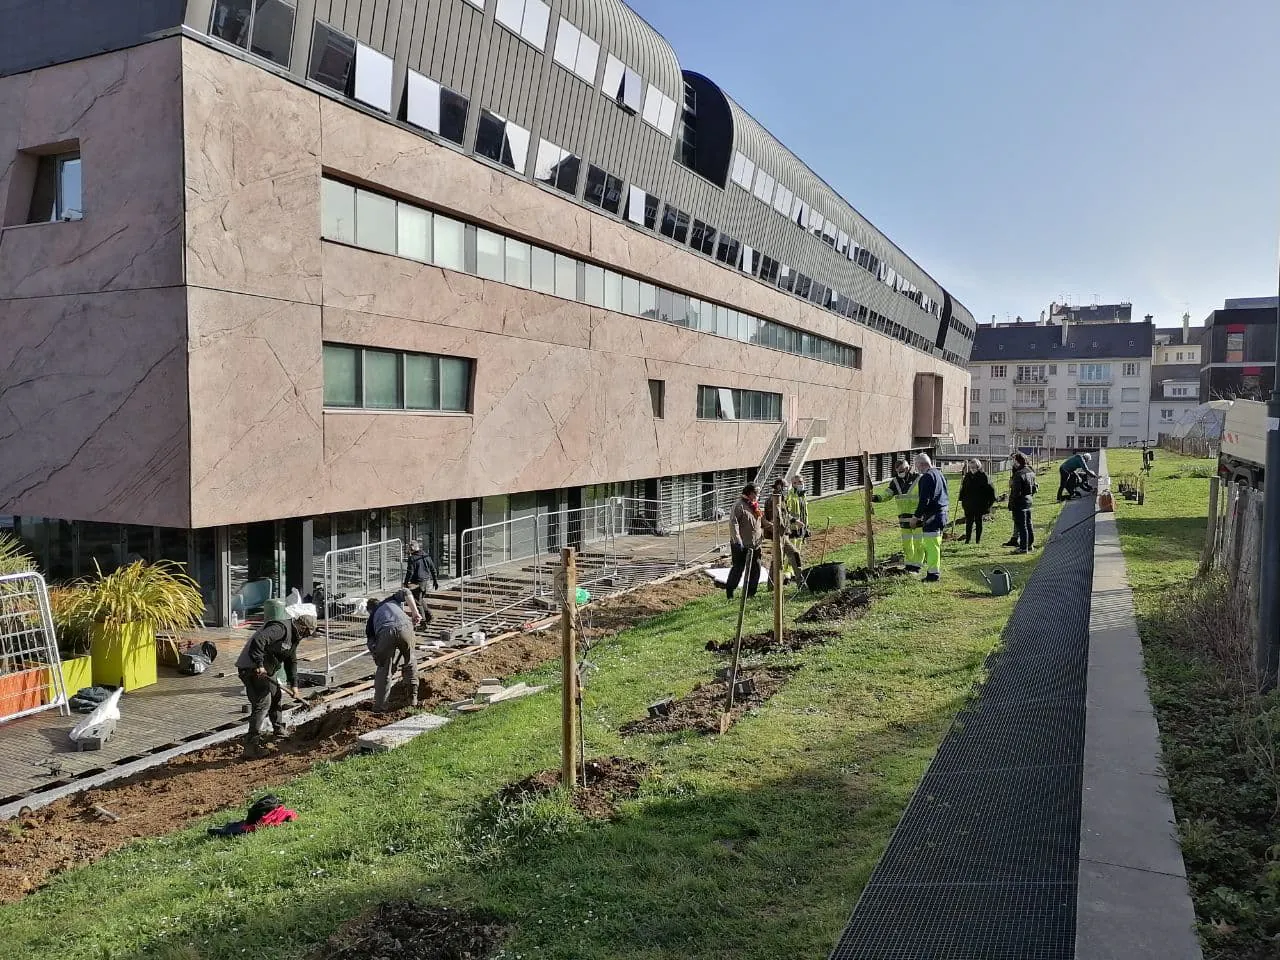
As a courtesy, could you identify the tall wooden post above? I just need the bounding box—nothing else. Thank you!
[771,494,784,648]
[560,547,578,790]
[862,451,876,570]
[1200,477,1220,575]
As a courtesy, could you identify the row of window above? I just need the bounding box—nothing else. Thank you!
[983,362,1142,379]
[322,344,474,412]
[322,178,862,369]
[971,386,1149,405]
[696,387,784,423]
[203,10,967,369]
[975,409,1143,427]
[971,435,1128,451]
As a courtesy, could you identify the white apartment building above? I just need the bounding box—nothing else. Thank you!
[1147,315,1204,441]
[968,319,1155,454]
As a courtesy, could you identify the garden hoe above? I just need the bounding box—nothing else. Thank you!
[719,548,755,735]
[265,673,313,725]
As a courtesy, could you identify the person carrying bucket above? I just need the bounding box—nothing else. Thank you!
[875,459,924,573]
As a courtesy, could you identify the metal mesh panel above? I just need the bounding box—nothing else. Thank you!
[320,539,405,673]
[0,572,67,723]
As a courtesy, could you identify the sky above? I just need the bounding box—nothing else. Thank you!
[630,0,1280,328]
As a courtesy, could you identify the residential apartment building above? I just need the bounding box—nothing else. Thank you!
[0,0,973,624]
[968,320,1154,454]
[1199,298,1278,401]
[1049,301,1134,325]
[1147,314,1203,440]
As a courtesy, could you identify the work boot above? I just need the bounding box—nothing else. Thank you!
[1002,539,1018,547]
[268,724,290,740]
[924,573,941,583]
[242,736,269,759]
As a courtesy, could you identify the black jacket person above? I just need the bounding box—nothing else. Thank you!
[403,540,439,622]
[235,614,317,757]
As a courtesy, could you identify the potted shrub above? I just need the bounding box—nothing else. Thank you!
[0,533,48,717]
[64,561,205,691]
[46,585,93,700]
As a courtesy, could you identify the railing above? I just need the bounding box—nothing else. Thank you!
[1012,398,1046,409]
[320,538,405,675]
[1077,376,1113,386]
[1076,399,1112,409]
[751,421,791,490]
[1074,425,1112,434]
[1014,375,1048,384]
[786,417,829,482]
[0,572,68,724]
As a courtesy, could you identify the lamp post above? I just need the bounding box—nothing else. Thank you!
[1259,253,1280,691]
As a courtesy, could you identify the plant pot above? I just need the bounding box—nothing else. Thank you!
[0,664,47,718]
[91,622,158,691]
[46,654,93,702]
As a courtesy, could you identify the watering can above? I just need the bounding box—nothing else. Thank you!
[979,568,1014,597]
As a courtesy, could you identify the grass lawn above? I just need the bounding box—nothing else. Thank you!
[1,481,1066,960]
[1110,448,1280,959]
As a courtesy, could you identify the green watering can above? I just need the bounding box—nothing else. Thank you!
[575,587,590,605]
[980,568,1014,597]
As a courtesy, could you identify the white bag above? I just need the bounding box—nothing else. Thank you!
[69,688,123,743]
[285,588,302,606]
[284,602,318,619]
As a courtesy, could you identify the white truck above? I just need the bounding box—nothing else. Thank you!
[1218,399,1269,489]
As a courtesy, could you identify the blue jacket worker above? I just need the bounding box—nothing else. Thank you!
[368,588,422,712]
[908,452,949,583]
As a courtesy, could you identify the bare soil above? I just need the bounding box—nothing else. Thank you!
[619,668,794,736]
[704,628,837,655]
[310,901,507,960]
[499,756,652,819]
[796,586,874,624]
[0,573,709,905]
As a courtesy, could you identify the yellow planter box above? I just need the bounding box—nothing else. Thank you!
[91,622,158,691]
[45,655,93,702]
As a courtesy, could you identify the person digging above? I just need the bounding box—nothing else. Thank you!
[235,613,318,759]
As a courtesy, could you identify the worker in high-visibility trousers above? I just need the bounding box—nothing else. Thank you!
[875,459,924,573]
[909,452,950,583]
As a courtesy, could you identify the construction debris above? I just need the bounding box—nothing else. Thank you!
[448,680,547,713]
[355,714,452,754]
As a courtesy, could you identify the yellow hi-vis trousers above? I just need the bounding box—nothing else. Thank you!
[921,530,942,577]
[899,521,925,570]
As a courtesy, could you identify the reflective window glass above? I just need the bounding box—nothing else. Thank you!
[440,357,472,412]
[638,282,657,319]
[534,139,581,194]
[655,287,674,323]
[405,354,440,410]
[396,204,431,261]
[353,42,394,112]
[554,253,577,299]
[530,246,556,293]
[621,275,640,315]
[690,219,717,256]
[584,165,623,214]
[505,239,531,288]
[363,349,402,409]
[603,271,622,311]
[583,264,605,307]
[439,87,469,144]
[321,178,355,243]
[660,204,689,243]
[355,189,396,254]
[476,109,531,172]
[309,22,354,94]
[433,215,466,271]
[475,228,505,281]
[323,344,360,407]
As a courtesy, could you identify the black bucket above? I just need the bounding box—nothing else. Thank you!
[804,562,846,593]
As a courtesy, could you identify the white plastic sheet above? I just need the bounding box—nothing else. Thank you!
[69,688,122,743]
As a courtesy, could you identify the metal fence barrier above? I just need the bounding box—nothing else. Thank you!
[0,572,67,724]
[318,539,405,676]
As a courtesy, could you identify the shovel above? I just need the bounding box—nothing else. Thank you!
[814,519,834,565]
[719,548,755,735]
[264,673,313,722]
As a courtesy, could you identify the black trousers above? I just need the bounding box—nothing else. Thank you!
[963,514,984,543]
[408,584,434,624]
[726,544,760,598]
[1013,509,1034,550]
[239,668,283,741]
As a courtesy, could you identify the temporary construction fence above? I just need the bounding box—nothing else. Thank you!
[1201,478,1269,680]
[0,572,67,724]
[1160,433,1216,459]
[317,539,405,675]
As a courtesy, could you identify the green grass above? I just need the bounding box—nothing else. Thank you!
[1,487,1065,960]
[1110,448,1280,958]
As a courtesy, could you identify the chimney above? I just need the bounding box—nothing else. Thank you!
[1182,311,1190,343]
[1060,314,1069,346]
[1144,314,1153,323]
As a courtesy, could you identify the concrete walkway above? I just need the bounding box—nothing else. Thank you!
[1075,453,1201,959]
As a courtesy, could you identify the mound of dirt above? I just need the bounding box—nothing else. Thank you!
[619,668,793,736]
[500,756,651,819]
[311,901,507,960]
[797,586,873,623]
[704,628,836,654]
[848,562,911,583]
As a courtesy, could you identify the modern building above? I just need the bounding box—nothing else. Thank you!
[968,319,1154,454]
[0,0,974,624]
[1147,314,1203,441]
[1199,298,1277,402]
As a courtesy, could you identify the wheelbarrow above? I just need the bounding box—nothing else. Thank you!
[979,568,1014,597]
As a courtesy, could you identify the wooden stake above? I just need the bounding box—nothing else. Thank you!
[862,451,876,570]
[561,548,578,791]
[772,494,784,649]
[1200,477,1219,575]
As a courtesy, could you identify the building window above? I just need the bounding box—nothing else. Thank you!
[1067,387,1077,400]
[730,152,755,190]
[1079,412,1109,430]
[759,255,780,285]
[404,70,469,144]
[991,364,1007,378]
[625,185,659,229]
[1226,332,1245,363]
[534,139,581,195]
[649,379,665,419]
[1121,387,1140,402]
[1067,412,1076,423]
[676,81,698,172]
[602,55,642,113]
[1047,411,1056,423]
[1176,352,1184,361]
[1080,363,1112,382]
[660,203,690,243]
[309,22,355,94]
[990,388,1007,402]
[1048,364,1057,375]
[552,18,599,82]
[772,183,793,216]
[969,411,979,427]
[1122,362,1140,377]
[989,411,1006,426]
[1120,411,1139,427]
[475,228,506,281]
[641,84,677,136]
[696,386,783,422]
[715,234,740,266]
[324,343,473,413]
[210,0,296,67]
[1161,408,1175,421]
[1048,388,1057,399]
[27,151,82,223]
[1068,364,1077,375]
[690,219,717,256]
[354,189,397,254]
[475,109,531,173]
[752,168,776,204]
[971,388,981,403]
[584,165,624,214]
[495,0,551,49]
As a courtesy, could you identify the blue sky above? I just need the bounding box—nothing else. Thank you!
[631,0,1280,327]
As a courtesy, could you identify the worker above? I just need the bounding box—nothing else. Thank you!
[1056,452,1097,501]
[909,452,949,583]
[726,484,763,600]
[875,459,924,573]
[787,475,810,541]
[402,539,440,625]
[235,613,318,758]
[763,477,804,586]
[1008,452,1038,553]
[370,588,422,712]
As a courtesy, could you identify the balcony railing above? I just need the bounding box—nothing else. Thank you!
[1012,398,1046,410]
[1077,376,1113,386]
[1075,424,1112,434]
[1076,399,1112,409]
[1014,374,1048,385]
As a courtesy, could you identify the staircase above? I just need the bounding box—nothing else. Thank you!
[752,419,828,491]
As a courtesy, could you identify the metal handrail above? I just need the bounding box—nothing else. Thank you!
[751,421,791,489]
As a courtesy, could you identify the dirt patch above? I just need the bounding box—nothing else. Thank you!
[704,628,836,654]
[619,668,793,736]
[499,756,651,819]
[311,900,507,960]
[0,571,711,905]
[797,586,874,624]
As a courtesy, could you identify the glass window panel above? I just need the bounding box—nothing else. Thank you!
[363,349,402,409]
[622,275,640,315]
[530,246,555,293]
[554,254,577,299]
[475,228,505,281]
[603,271,622,311]
[671,293,689,327]
[355,189,396,254]
[309,22,354,94]
[716,307,734,338]
[583,264,605,307]
[626,185,646,224]
[656,287,673,323]
[406,70,442,133]
[642,85,663,127]
[211,0,252,48]
[439,87,469,144]
[250,0,295,66]
[603,55,624,99]
[440,358,471,412]
[717,388,736,420]
[574,34,599,81]
[323,344,360,407]
[495,0,523,32]
[520,0,550,49]
[552,19,579,70]
[433,215,466,271]
[505,239,531,288]
[405,353,440,410]
[396,204,430,261]
[638,282,657,319]
[321,178,355,243]
[656,94,677,135]
[353,42,393,112]
[698,302,716,333]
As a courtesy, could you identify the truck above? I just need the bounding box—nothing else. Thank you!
[1218,399,1269,489]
